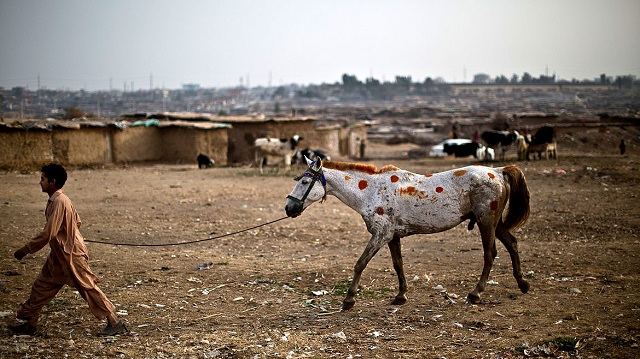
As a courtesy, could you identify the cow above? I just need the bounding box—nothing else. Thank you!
[197,153,214,169]
[516,133,528,161]
[293,148,331,166]
[254,134,303,173]
[481,130,520,161]
[526,126,557,160]
[476,145,495,161]
[443,142,495,161]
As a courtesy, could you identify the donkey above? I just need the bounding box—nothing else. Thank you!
[285,158,530,310]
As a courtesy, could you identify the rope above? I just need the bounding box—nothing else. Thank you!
[83,216,290,247]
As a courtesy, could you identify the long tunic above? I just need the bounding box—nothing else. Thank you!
[18,190,114,320]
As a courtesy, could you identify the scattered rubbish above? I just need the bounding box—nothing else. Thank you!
[103,337,118,343]
[204,349,221,358]
[487,280,499,286]
[233,296,244,301]
[312,290,329,296]
[332,331,347,340]
[495,312,506,317]
[155,303,165,308]
[556,169,567,175]
[432,284,446,292]
[0,310,13,317]
[116,310,128,316]
[454,322,463,328]
[570,288,582,294]
[196,262,213,270]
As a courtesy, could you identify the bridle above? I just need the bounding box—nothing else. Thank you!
[286,163,327,205]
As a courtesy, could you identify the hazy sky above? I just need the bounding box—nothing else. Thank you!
[1,0,639,91]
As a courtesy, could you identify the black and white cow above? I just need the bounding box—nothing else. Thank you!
[197,153,214,169]
[443,142,494,161]
[526,126,557,160]
[481,130,520,161]
[254,134,303,173]
[292,148,331,166]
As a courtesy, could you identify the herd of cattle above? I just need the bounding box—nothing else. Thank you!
[196,125,557,171]
[479,125,557,161]
[444,125,557,162]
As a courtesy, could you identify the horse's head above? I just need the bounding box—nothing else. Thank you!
[285,156,327,218]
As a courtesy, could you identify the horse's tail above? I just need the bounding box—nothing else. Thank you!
[502,165,530,231]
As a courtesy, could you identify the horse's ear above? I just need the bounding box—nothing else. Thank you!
[304,155,313,166]
[312,158,323,171]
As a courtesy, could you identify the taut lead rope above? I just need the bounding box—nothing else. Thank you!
[84,216,289,247]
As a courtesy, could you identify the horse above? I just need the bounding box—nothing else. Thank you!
[285,158,531,310]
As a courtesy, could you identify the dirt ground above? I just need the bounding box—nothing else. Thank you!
[1,126,639,358]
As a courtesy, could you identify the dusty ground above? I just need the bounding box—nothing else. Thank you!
[1,126,639,358]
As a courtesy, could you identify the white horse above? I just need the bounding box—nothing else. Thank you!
[285,158,531,310]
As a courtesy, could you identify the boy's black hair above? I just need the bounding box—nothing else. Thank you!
[41,163,67,189]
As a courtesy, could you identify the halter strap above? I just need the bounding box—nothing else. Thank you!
[287,164,327,205]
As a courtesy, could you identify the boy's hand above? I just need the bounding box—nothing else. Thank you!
[14,247,30,260]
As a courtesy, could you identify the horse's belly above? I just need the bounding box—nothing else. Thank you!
[396,207,466,235]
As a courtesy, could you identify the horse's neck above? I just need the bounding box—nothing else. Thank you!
[323,168,368,212]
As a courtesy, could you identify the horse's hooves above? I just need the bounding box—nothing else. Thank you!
[342,300,355,311]
[391,297,407,306]
[467,292,481,304]
[519,280,530,294]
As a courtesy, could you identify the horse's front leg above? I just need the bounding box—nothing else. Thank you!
[342,232,389,310]
[388,235,408,305]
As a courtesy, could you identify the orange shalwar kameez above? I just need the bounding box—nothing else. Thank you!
[17,190,116,322]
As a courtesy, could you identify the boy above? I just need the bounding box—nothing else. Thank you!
[11,163,127,336]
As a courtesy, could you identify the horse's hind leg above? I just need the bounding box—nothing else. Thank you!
[388,235,408,305]
[468,224,497,304]
[495,222,529,294]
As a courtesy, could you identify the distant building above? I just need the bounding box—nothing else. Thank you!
[182,83,201,91]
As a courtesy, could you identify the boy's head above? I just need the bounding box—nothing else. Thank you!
[40,163,67,190]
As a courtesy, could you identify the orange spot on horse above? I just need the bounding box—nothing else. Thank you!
[488,172,495,179]
[398,186,429,199]
[390,175,399,182]
[490,200,499,210]
[376,207,384,215]
[425,174,433,178]
[454,169,467,176]
[345,175,351,181]
[436,186,444,193]
[358,180,368,190]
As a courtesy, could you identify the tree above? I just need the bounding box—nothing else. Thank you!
[521,72,533,84]
[342,74,361,92]
[510,74,519,84]
[495,75,509,84]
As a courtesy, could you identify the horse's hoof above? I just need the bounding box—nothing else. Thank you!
[390,297,407,305]
[342,300,355,311]
[519,280,530,294]
[467,292,481,304]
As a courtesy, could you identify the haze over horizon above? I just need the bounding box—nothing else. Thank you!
[1,0,639,92]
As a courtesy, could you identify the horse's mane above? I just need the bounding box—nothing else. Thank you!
[323,161,399,174]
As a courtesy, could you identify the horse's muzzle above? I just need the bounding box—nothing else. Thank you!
[285,202,304,218]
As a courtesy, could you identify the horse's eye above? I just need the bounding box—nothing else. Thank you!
[301,178,310,185]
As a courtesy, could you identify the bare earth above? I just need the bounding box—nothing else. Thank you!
[1,127,639,358]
